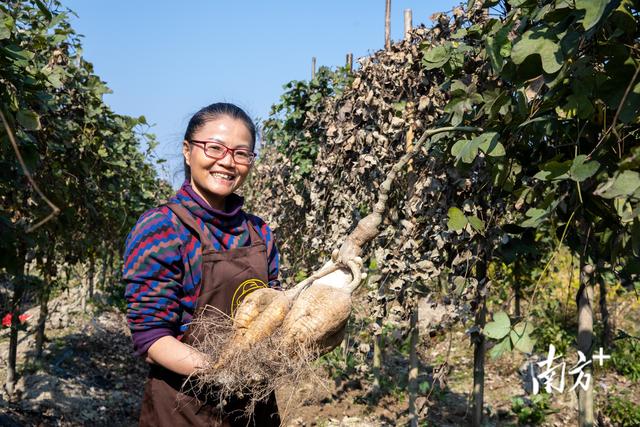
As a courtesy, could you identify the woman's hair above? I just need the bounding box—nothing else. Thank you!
[183,102,256,181]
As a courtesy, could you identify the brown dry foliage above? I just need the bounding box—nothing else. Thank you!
[246,8,493,336]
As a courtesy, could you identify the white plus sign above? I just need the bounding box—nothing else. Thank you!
[592,347,611,366]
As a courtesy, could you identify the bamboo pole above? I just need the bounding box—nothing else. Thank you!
[311,56,316,80]
[346,53,353,72]
[404,9,412,41]
[384,0,391,50]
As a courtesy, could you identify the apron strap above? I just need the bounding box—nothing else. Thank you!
[165,203,215,251]
[246,216,265,245]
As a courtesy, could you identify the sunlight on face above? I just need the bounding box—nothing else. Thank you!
[183,116,253,210]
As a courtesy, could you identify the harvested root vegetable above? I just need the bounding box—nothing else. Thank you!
[212,289,290,370]
[189,125,480,412]
[232,287,281,334]
[280,283,352,352]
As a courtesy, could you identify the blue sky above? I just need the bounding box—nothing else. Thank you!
[64,1,460,186]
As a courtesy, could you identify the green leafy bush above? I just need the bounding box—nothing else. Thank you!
[320,345,357,380]
[611,338,640,381]
[533,317,575,355]
[510,394,553,426]
[603,395,640,427]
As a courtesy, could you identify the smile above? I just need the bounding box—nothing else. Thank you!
[210,172,236,181]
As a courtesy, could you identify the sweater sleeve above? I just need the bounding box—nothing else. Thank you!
[122,207,184,356]
[246,214,280,285]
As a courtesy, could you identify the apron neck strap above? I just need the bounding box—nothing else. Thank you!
[246,217,265,245]
[165,203,214,251]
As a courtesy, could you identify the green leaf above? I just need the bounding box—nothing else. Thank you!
[610,0,637,36]
[34,0,53,21]
[595,170,640,199]
[556,93,595,119]
[46,70,64,89]
[490,336,512,359]
[486,24,512,72]
[534,160,571,181]
[510,321,536,353]
[447,207,468,231]
[476,132,505,157]
[468,215,485,232]
[511,29,563,74]
[2,44,35,61]
[0,13,15,40]
[0,26,9,40]
[569,155,599,182]
[422,44,450,70]
[484,311,511,339]
[575,0,609,30]
[520,207,549,228]
[451,138,479,163]
[16,110,41,130]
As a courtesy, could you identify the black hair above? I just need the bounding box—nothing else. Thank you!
[183,102,256,181]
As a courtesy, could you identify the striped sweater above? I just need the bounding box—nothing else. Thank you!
[123,181,279,356]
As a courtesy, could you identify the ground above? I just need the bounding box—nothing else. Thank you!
[0,287,637,426]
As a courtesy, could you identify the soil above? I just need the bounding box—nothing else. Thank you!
[0,287,637,426]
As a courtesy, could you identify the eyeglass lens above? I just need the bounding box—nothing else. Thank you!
[203,142,254,164]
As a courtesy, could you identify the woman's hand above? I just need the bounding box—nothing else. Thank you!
[146,336,209,376]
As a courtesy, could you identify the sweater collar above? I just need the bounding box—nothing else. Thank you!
[176,180,244,221]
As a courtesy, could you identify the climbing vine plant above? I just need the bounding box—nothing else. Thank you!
[0,0,171,394]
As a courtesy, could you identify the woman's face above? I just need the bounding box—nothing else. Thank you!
[183,116,253,210]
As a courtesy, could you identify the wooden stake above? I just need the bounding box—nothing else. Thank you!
[404,9,412,41]
[408,305,419,427]
[311,56,316,80]
[372,276,386,395]
[346,53,353,72]
[384,0,391,50]
[471,249,488,427]
[577,259,595,427]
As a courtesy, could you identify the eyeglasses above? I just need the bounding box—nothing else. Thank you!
[189,140,256,165]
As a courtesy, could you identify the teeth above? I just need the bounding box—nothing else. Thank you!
[211,172,235,180]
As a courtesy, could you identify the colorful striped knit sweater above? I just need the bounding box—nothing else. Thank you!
[123,181,279,357]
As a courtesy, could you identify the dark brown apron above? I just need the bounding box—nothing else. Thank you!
[138,203,281,427]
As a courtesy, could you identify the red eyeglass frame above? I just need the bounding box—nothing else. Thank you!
[188,140,256,164]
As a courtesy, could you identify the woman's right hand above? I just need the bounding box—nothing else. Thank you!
[146,335,209,376]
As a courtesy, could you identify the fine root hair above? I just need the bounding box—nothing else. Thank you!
[184,305,327,417]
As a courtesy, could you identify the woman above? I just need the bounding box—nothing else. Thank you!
[122,103,281,426]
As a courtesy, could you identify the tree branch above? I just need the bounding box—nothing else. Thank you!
[588,63,640,159]
[1,110,60,233]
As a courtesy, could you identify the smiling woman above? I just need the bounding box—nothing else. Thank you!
[122,103,281,426]
[182,104,257,210]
